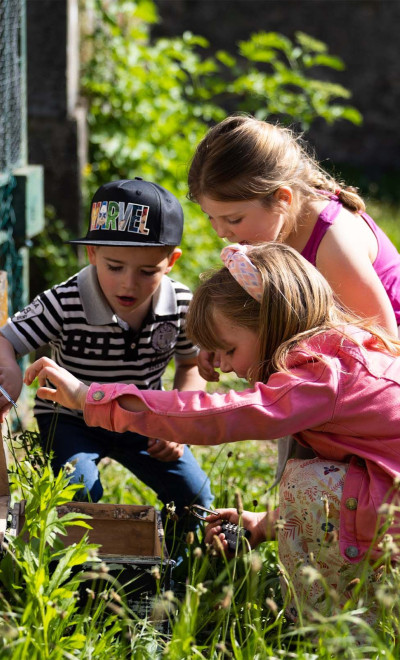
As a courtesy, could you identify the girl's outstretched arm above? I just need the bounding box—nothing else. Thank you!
[24,357,149,413]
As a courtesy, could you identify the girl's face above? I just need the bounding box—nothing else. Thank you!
[199,192,291,244]
[212,310,261,382]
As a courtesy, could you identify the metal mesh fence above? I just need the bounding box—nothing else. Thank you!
[0,176,23,315]
[0,0,23,173]
[0,0,25,314]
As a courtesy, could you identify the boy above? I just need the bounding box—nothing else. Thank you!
[0,177,213,542]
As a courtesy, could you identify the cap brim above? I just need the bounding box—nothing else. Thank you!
[68,239,172,247]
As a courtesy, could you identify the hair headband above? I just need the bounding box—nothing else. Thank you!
[220,244,263,302]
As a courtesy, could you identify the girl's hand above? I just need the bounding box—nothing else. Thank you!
[204,508,270,552]
[198,349,221,382]
[24,357,88,410]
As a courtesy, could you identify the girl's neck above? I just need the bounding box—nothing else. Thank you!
[284,199,330,253]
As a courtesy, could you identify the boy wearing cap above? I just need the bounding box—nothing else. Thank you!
[0,178,213,543]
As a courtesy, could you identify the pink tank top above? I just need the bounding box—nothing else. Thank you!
[301,196,400,324]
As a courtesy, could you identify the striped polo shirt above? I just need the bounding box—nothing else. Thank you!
[0,265,198,417]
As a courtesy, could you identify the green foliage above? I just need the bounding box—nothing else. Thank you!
[80,0,362,290]
[30,206,80,291]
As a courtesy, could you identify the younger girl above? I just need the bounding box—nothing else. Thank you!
[25,243,400,621]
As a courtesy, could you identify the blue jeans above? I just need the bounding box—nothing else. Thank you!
[37,413,213,552]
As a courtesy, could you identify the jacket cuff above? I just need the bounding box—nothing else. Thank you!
[84,382,140,429]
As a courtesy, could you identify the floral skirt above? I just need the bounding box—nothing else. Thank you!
[278,458,384,623]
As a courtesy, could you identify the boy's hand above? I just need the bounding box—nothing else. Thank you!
[198,349,221,382]
[24,357,88,410]
[147,437,184,461]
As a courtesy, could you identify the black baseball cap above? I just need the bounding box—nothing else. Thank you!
[69,178,184,247]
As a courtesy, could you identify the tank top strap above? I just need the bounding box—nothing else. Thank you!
[301,196,342,267]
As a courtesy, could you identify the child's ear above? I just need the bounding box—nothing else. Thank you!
[86,245,97,265]
[165,248,182,273]
[274,187,292,206]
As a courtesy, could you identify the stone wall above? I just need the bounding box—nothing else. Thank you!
[153,0,400,186]
[26,0,87,235]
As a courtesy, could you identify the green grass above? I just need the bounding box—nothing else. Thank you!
[366,199,400,250]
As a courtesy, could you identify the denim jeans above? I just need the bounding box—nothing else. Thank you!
[37,413,213,554]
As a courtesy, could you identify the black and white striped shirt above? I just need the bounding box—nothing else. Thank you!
[1,265,198,417]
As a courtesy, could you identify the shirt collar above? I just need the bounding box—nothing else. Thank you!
[78,265,178,326]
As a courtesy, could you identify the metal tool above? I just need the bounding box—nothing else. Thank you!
[0,385,17,408]
[188,504,251,552]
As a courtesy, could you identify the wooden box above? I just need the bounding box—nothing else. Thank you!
[0,432,174,616]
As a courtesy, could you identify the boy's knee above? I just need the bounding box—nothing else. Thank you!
[62,452,103,503]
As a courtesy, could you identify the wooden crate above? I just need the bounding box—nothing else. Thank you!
[0,431,174,616]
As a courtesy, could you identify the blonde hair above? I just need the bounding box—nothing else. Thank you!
[188,115,365,236]
[186,243,400,382]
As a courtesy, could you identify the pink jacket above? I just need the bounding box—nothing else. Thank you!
[84,327,400,563]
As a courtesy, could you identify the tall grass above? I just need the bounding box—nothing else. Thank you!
[0,415,400,658]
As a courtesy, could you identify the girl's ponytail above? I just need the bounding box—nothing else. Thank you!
[312,171,366,212]
[335,186,366,213]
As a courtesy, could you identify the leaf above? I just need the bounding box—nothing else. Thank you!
[295,31,328,53]
[306,54,345,71]
[216,50,236,68]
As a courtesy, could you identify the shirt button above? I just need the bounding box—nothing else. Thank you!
[130,343,136,349]
[92,390,105,401]
[345,545,359,559]
[345,497,358,510]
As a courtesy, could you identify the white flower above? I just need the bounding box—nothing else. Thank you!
[300,565,322,585]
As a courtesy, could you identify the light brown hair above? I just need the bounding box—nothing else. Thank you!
[188,115,365,237]
[186,243,400,382]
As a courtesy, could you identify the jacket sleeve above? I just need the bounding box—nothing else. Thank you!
[83,358,340,445]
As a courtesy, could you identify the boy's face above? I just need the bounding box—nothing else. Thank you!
[87,245,181,322]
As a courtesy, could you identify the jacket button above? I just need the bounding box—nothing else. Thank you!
[92,390,105,401]
[345,545,359,558]
[345,497,358,510]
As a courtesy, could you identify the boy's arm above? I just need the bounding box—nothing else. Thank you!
[0,335,23,419]
[173,355,207,392]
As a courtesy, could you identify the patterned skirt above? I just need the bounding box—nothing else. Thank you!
[278,458,385,623]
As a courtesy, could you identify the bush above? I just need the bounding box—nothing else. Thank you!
[80,0,361,290]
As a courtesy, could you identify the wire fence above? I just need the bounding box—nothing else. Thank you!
[0,0,25,314]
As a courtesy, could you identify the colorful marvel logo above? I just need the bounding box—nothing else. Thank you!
[90,201,150,235]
